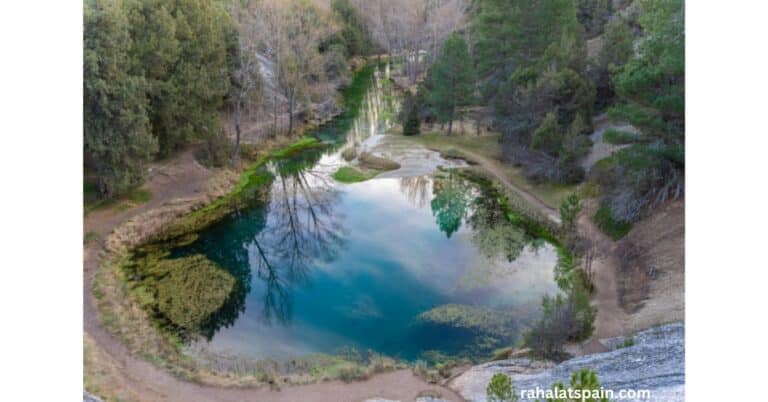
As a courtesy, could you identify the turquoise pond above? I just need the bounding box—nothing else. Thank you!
[136,65,561,362]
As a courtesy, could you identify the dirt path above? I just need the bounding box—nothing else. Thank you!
[83,149,464,402]
[576,203,631,340]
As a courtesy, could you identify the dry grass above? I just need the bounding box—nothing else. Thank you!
[407,132,576,209]
[84,333,142,402]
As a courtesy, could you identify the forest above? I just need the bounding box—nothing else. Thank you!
[85,0,683,233]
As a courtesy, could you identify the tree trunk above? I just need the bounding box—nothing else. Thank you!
[447,106,454,136]
[272,93,279,138]
[287,95,295,135]
[231,103,242,168]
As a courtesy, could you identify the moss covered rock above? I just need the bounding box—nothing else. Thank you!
[358,152,401,171]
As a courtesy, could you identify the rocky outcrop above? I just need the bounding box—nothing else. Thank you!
[449,323,684,402]
[83,391,103,402]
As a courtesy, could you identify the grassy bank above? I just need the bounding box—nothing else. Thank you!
[406,132,576,209]
[84,185,152,215]
[452,168,560,243]
[150,136,322,244]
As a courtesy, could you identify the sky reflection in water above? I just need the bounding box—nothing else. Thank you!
[181,172,560,361]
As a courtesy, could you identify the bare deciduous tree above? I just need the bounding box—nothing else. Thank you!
[253,0,330,136]
[228,4,264,167]
[356,0,467,82]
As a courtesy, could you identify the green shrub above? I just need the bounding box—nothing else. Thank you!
[84,231,100,244]
[603,129,639,145]
[524,282,595,359]
[616,337,635,349]
[593,203,632,240]
[239,143,260,161]
[591,144,683,225]
[559,193,582,231]
[403,103,421,136]
[548,368,608,401]
[195,130,231,168]
[531,112,562,156]
[487,373,517,402]
[337,365,369,382]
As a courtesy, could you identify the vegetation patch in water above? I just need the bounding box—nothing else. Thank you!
[417,304,516,339]
[155,256,235,333]
[126,251,237,338]
[332,151,399,183]
[332,166,378,183]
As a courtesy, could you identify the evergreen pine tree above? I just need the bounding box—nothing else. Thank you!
[84,0,157,198]
[428,34,476,135]
[403,103,421,136]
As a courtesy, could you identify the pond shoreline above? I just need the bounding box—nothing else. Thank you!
[84,130,670,400]
[84,64,678,401]
[85,132,570,393]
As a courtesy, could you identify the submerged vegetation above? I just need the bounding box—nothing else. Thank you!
[417,304,517,341]
[127,253,236,338]
[333,151,400,183]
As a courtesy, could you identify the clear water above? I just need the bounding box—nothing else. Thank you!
[152,65,560,362]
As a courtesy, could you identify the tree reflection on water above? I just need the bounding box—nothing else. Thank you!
[174,151,347,335]
[426,172,537,262]
[249,160,346,324]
